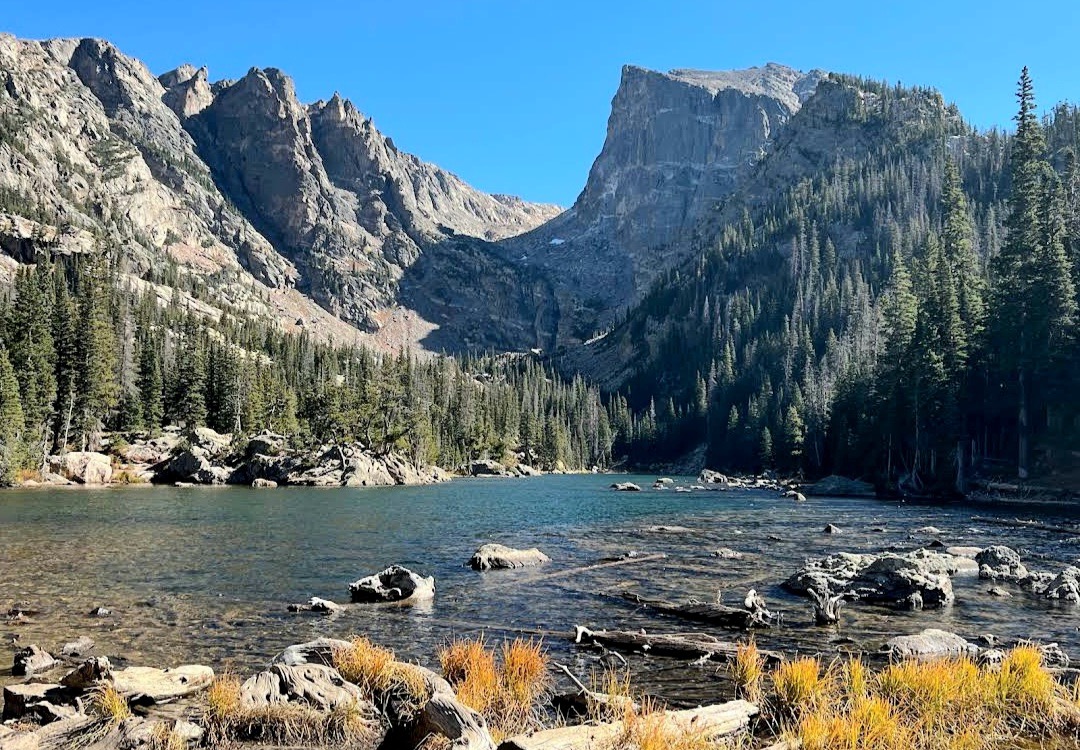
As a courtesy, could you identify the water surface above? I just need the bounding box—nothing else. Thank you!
[2,475,1079,704]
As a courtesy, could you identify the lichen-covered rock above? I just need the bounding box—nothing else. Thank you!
[468,544,550,571]
[976,545,1029,582]
[349,565,435,603]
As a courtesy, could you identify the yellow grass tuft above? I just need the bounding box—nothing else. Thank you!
[773,657,830,718]
[606,698,716,750]
[438,636,551,743]
[149,721,187,750]
[730,641,765,702]
[90,683,132,725]
[333,636,397,694]
[782,646,1080,750]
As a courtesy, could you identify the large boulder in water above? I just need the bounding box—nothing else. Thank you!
[13,644,58,676]
[468,459,510,477]
[48,452,112,485]
[1042,566,1080,602]
[349,565,435,603]
[975,545,1029,582]
[884,629,980,659]
[802,475,875,498]
[784,550,959,609]
[468,543,550,571]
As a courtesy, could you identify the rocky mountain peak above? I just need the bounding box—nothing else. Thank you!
[500,62,826,343]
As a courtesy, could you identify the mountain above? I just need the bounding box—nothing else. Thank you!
[0,34,560,351]
[500,63,824,341]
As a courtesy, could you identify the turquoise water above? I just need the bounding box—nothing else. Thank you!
[1,475,1079,703]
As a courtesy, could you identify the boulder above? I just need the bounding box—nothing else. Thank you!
[349,565,435,603]
[47,452,113,485]
[191,426,232,456]
[112,664,214,703]
[159,449,222,485]
[803,475,876,498]
[287,597,342,614]
[698,469,728,485]
[784,550,960,609]
[610,482,641,492]
[976,546,1028,582]
[822,523,842,534]
[245,430,285,457]
[515,464,541,477]
[59,636,95,658]
[469,459,510,477]
[1042,566,1080,602]
[60,656,113,690]
[87,606,112,618]
[468,544,551,571]
[240,663,368,713]
[273,638,352,667]
[251,478,278,488]
[713,548,744,560]
[13,644,58,676]
[883,629,979,659]
[1,682,75,723]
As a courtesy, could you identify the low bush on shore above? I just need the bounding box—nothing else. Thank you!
[764,646,1080,750]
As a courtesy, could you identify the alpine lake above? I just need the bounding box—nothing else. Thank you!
[2,474,1079,705]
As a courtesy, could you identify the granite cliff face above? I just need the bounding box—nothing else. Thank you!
[0,34,559,350]
[501,63,823,340]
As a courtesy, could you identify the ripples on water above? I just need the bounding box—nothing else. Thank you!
[1,475,1078,704]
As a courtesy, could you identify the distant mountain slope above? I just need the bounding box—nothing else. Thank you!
[0,34,560,351]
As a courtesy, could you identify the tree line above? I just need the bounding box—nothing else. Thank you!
[602,69,1079,493]
[0,251,630,483]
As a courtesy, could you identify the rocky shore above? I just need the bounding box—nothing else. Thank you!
[9,428,562,490]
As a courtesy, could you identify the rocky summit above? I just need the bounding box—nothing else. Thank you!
[0,34,560,352]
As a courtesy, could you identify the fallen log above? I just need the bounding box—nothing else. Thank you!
[620,591,777,630]
[499,700,759,750]
[518,553,668,584]
[551,662,638,719]
[573,626,783,665]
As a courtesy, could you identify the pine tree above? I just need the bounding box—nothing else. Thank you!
[6,266,55,465]
[73,254,119,450]
[0,344,26,484]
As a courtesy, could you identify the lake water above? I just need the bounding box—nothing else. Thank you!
[2,474,1079,705]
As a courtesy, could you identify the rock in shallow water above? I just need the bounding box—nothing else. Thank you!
[13,644,58,676]
[784,550,960,609]
[976,545,1029,582]
[349,565,435,603]
[884,628,980,659]
[468,543,550,571]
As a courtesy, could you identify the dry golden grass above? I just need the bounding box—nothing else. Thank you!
[605,698,720,750]
[202,672,375,747]
[111,469,147,485]
[587,666,637,722]
[13,468,41,484]
[438,636,551,743]
[778,646,1080,750]
[90,683,131,725]
[772,657,831,719]
[148,721,187,750]
[332,636,433,722]
[730,642,765,703]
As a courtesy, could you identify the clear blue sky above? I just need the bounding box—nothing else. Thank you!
[6,0,1080,205]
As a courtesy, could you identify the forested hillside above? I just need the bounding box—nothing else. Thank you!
[575,70,1079,493]
[0,247,628,483]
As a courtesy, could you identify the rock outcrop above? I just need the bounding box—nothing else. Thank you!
[349,565,436,603]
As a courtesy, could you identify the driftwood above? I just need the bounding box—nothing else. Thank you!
[498,700,759,750]
[551,662,638,718]
[807,587,844,625]
[573,626,783,665]
[518,553,668,584]
[620,591,777,630]
[970,516,1080,537]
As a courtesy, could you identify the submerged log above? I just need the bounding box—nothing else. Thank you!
[499,700,759,750]
[620,591,777,630]
[519,553,668,584]
[573,626,783,665]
